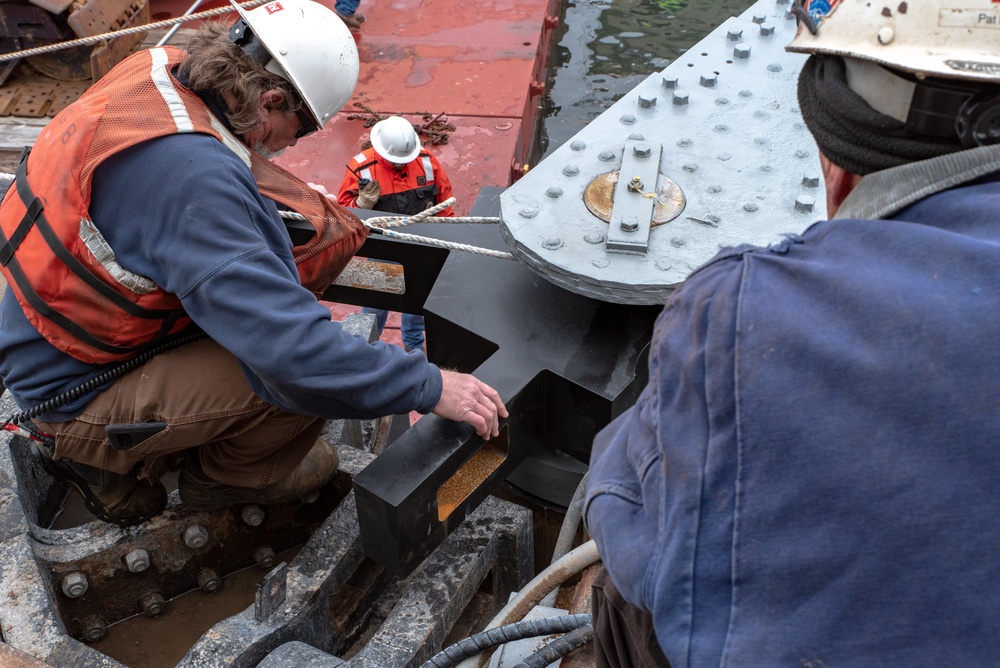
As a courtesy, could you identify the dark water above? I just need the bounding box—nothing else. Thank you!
[535,0,757,163]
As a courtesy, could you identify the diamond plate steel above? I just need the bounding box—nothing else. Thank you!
[500,0,827,305]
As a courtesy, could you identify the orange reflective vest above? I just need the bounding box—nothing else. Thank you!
[0,47,367,364]
[337,147,455,216]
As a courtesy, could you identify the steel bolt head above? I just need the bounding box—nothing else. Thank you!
[700,74,717,88]
[61,572,89,599]
[760,24,775,37]
[795,195,816,213]
[546,186,564,198]
[198,568,221,593]
[632,143,652,158]
[543,236,564,250]
[125,549,150,573]
[598,150,616,162]
[142,592,165,618]
[570,139,587,151]
[562,164,580,176]
[752,13,766,24]
[661,75,678,89]
[242,505,265,527]
[619,113,636,125]
[727,29,743,41]
[254,546,277,570]
[620,217,640,233]
[183,525,209,549]
[638,94,657,109]
[734,45,751,59]
[672,91,689,106]
[802,173,821,188]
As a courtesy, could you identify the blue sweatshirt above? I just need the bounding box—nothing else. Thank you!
[0,132,442,421]
[585,148,1000,666]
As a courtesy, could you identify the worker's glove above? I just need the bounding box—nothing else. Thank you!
[356,180,381,209]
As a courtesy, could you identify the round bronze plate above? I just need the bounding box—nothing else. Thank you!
[583,170,685,226]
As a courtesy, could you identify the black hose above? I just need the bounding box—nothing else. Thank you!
[419,614,592,668]
[511,623,594,668]
[1,330,206,431]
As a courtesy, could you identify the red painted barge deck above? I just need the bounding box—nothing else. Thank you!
[153,0,559,216]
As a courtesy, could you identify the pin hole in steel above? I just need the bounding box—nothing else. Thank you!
[436,426,510,522]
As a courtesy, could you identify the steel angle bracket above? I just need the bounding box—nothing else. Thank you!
[606,140,662,254]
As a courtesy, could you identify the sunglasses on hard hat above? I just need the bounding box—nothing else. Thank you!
[295,108,319,139]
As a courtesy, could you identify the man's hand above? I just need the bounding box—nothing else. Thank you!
[433,369,508,440]
[307,182,337,202]
[356,180,381,209]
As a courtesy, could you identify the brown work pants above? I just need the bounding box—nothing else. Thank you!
[592,567,672,668]
[34,338,325,488]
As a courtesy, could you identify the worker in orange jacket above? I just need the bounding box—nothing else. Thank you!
[337,116,455,351]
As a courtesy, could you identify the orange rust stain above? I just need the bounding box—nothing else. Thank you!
[436,433,508,521]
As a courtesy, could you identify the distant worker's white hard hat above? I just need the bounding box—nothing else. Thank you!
[228,0,359,129]
[370,116,422,164]
[787,0,1000,83]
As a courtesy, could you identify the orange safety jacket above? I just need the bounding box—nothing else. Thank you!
[337,147,455,217]
[0,47,367,364]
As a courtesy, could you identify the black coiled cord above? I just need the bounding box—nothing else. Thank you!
[419,614,592,668]
[1,330,206,431]
[512,623,593,668]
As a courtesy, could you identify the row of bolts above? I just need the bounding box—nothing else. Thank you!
[59,503,282,641]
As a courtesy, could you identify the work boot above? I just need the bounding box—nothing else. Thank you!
[178,438,340,512]
[33,444,168,526]
[336,11,364,28]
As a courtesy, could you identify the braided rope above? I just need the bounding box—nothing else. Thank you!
[0,0,269,63]
[281,196,514,260]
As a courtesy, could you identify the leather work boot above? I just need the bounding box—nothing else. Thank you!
[336,11,364,28]
[33,444,168,526]
[178,438,340,512]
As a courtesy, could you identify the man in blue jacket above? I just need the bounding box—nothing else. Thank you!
[585,2,1000,665]
[0,0,505,527]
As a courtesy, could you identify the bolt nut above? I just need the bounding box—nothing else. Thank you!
[760,24,775,37]
[620,217,640,233]
[795,195,816,213]
[802,173,821,188]
[254,546,277,570]
[61,572,88,599]
[672,91,689,106]
[632,143,652,158]
[638,94,657,109]
[752,13,766,24]
[734,45,751,59]
[699,74,717,88]
[241,505,266,527]
[183,525,209,549]
[198,568,221,593]
[661,75,678,89]
[125,549,150,573]
[80,615,106,643]
[142,592,165,618]
[727,29,743,41]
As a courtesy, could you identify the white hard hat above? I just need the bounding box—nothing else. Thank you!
[370,116,422,164]
[787,0,1000,83]
[229,0,359,128]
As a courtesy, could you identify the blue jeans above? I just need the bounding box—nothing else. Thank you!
[335,0,360,15]
[362,308,425,351]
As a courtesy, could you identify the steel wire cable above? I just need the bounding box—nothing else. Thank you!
[419,614,592,668]
[0,0,270,63]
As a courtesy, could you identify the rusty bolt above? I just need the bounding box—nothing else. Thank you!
[198,568,221,593]
[61,572,88,599]
[183,525,209,549]
[142,592,165,618]
[80,615,106,643]
[242,505,265,527]
[125,549,150,573]
[254,546,277,570]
